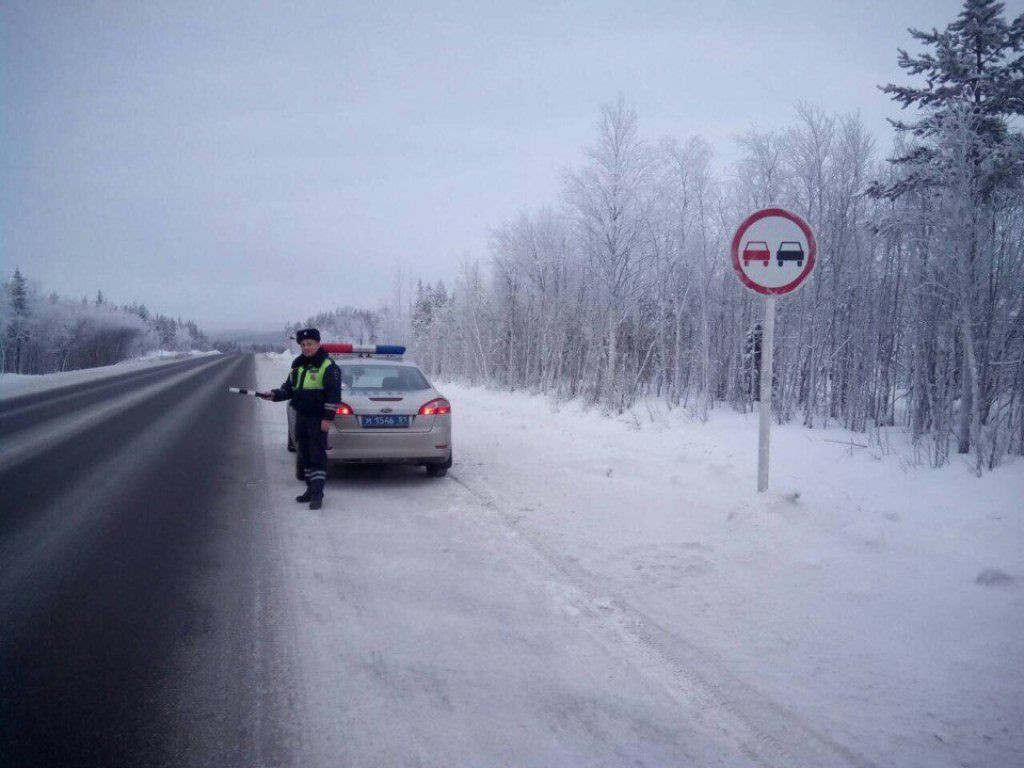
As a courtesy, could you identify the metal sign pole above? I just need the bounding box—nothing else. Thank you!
[757,296,775,492]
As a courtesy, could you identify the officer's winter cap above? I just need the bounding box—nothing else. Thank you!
[296,328,321,342]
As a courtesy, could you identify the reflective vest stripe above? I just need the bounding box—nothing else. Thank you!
[295,357,333,390]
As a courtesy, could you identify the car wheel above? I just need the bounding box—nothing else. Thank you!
[426,451,453,478]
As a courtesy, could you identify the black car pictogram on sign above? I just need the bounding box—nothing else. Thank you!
[776,241,804,267]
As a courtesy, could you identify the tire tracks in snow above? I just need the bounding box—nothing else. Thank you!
[448,472,877,768]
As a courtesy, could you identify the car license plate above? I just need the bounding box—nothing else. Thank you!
[360,414,410,429]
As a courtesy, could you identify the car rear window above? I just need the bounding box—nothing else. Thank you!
[340,364,430,392]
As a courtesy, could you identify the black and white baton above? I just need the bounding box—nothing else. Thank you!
[228,387,264,396]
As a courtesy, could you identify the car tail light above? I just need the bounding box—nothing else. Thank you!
[336,402,354,416]
[418,398,451,416]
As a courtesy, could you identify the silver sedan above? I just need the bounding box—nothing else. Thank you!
[288,357,452,476]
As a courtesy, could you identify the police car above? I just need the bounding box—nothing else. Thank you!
[287,344,453,477]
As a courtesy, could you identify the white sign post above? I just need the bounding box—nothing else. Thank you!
[730,208,817,492]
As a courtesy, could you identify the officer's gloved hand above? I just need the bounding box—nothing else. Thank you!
[257,391,273,400]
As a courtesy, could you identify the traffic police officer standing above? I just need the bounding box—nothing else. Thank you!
[259,328,341,509]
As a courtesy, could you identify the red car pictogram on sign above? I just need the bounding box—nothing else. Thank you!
[742,241,771,266]
[730,207,817,296]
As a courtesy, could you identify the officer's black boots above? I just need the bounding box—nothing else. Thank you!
[308,476,325,510]
[296,487,324,508]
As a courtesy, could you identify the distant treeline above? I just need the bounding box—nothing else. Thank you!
[285,307,382,347]
[1,269,212,374]
[212,340,288,354]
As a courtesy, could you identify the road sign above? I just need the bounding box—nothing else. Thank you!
[731,207,817,296]
[730,207,817,492]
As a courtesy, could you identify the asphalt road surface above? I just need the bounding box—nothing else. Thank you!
[0,353,870,768]
[1,354,293,767]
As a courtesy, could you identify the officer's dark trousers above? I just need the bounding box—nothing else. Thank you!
[294,411,329,497]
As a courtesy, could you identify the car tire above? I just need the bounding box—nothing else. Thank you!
[426,451,453,478]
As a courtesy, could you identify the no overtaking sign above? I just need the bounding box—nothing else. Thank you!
[731,207,817,295]
[731,207,817,492]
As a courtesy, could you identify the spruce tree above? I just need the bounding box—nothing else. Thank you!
[874,0,1024,462]
[412,280,432,339]
[6,268,29,373]
[873,0,1024,198]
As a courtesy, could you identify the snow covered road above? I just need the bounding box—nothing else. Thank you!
[254,357,795,767]
[250,352,897,767]
[254,353,1022,768]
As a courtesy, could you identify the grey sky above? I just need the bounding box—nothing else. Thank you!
[0,0,986,332]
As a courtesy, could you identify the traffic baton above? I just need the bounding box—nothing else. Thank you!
[228,387,264,397]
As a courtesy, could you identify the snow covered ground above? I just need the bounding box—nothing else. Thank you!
[256,353,1024,766]
[431,380,1023,768]
[9,351,1019,765]
[0,350,219,398]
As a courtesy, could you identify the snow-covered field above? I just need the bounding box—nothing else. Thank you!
[255,350,1024,766]
[434,380,1023,767]
[0,350,219,398]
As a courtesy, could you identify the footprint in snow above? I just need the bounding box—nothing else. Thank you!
[975,569,1015,587]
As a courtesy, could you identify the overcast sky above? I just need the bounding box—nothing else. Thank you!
[0,0,991,333]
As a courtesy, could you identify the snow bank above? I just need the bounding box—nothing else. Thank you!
[260,350,295,365]
[134,349,220,361]
[0,350,220,399]
[437,381,1024,768]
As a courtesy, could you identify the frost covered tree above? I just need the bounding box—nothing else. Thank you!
[0,271,211,374]
[2,268,30,373]
[563,97,654,408]
[873,0,1024,470]
[287,306,382,348]
[391,14,1024,470]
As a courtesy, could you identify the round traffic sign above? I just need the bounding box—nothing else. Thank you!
[731,208,817,295]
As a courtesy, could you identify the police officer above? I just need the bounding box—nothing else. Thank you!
[259,328,341,509]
